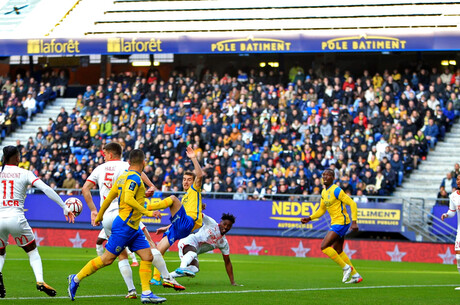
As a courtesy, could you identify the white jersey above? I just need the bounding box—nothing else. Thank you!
[190,214,230,255]
[87,160,129,212]
[448,191,460,230]
[0,165,39,216]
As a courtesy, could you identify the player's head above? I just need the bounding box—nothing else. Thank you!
[128,149,146,171]
[219,213,236,235]
[182,170,196,191]
[103,142,122,161]
[1,146,20,171]
[457,175,460,189]
[322,168,335,186]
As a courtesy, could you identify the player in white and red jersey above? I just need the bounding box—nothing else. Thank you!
[441,175,460,291]
[170,213,240,286]
[0,146,75,298]
[81,142,183,297]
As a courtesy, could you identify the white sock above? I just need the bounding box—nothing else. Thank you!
[353,272,361,278]
[169,271,183,278]
[180,251,197,268]
[456,254,460,275]
[96,244,104,256]
[342,264,350,271]
[151,249,170,279]
[27,249,44,282]
[188,265,199,273]
[0,254,5,272]
[118,259,135,291]
[142,289,152,295]
[130,252,138,263]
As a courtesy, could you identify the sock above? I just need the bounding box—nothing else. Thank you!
[0,254,5,272]
[130,252,138,263]
[148,197,173,210]
[153,267,161,281]
[139,261,152,293]
[96,244,104,256]
[339,252,358,276]
[169,271,181,278]
[457,254,460,275]
[152,249,170,278]
[76,256,104,282]
[188,265,199,273]
[118,259,135,291]
[180,251,197,268]
[27,249,44,282]
[322,247,347,269]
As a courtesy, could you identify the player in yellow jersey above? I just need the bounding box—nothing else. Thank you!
[301,168,363,284]
[68,149,167,304]
[146,145,203,284]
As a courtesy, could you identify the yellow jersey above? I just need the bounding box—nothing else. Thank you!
[310,184,358,226]
[182,182,203,231]
[98,170,152,230]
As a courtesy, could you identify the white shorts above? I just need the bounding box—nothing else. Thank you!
[0,215,35,248]
[178,235,199,259]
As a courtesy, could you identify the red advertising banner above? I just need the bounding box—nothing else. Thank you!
[10,228,456,265]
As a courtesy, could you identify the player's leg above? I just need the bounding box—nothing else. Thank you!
[117,249,137,298]
[132,236,166,303]
[0,245,6,298]
[333,238,363,284]
[455,237,460,290]
[96,228,107,256]
[320,228,352,282]
[126,247,139,266]
[176,244,198,277]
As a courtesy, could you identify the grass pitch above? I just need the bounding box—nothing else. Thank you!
[0,246,458,305]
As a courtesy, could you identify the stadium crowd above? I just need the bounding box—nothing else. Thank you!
[1,65,460,200]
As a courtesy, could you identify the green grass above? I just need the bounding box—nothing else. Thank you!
[0,246,459,304]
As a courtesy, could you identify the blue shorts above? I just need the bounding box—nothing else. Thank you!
[105,216,150,256]
[329,223,351,238]
[164,205,195,246]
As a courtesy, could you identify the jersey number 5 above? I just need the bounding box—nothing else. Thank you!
[2,180,14,199]
[104,172,114,189]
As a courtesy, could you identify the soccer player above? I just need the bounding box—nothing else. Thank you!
[441,175,460,290]
[170,213,240,286]
[68,149,167,303]
[148,145,204,284]
[0,146,75,298]
[81,142,158,298]
[300,168,363,284]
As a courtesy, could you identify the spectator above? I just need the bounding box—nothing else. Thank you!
[232,186,248,200]
[440,172,456,195]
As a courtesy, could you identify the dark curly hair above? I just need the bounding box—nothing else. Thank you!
[221,213,236,224]
[1,146,19,172]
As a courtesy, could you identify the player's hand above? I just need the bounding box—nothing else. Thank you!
[94,214,103,226]
[457,205,460,211]
[151,211,161,219]
[155,226,168,235]
[90,210,98,226]
[441,213,447,221]
[145,186,156,198]
[66,211,75,223]
[186,144,196,159]
[300,217,310,224]
[351,221,359,232]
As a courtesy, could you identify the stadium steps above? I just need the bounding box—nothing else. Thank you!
[392,124,460,209]
[1,98,75,150]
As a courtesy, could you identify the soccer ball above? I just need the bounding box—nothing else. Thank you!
[65,197,83,217]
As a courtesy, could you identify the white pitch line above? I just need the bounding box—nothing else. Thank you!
[0,284,458,300]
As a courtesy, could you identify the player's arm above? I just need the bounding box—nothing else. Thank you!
[94,184,118,225]
[33,179,75,223]
[141,226,156,248]
[301,199,326,224]
[141,172,156,198]
[82,180,98,225]
[441,196,458,220]
[222,254,240,286]
[155,224,171,235]
[186,144,203,188]
[339,191,359,231]
[123,176,160,218]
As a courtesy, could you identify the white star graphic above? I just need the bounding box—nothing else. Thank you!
[386,245,406,262]
[34,230,44,247]
[69,232,87,248]
[244,239,263,255]
[291,241,310,258]
[343,242,357,259]
[438,247,457,264]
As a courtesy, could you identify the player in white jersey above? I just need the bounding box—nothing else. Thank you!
[170,213,240,286]
[82,142,183,297]
[441,175,460,290]
[0,146,75,298]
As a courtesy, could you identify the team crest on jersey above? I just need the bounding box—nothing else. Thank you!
[116,246,122,253]
[129,182,136,191]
